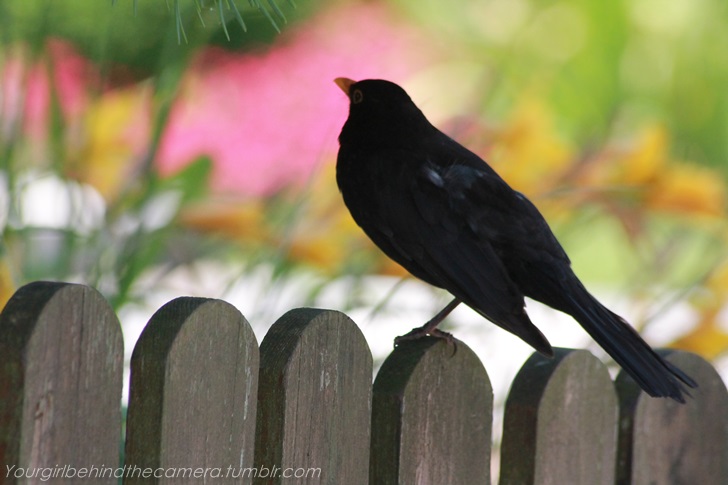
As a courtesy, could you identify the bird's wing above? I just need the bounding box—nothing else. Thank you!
[439,163,569,265]
[355,151,553,355]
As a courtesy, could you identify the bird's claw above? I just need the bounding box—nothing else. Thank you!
[394,328,457,355]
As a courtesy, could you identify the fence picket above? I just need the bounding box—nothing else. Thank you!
[124,297,259,484]
[254,308,372,485]
[370,337,493,485]
[0,282,123,484]
[500,348,619,485]
[615,350,728,485]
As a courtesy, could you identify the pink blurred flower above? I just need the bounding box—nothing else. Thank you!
[157,4,439,197]
[0,40,92,143]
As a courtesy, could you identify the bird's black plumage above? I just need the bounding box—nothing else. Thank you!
[334,78,697,402]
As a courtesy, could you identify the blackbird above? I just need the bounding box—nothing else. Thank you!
[334,77,697,402]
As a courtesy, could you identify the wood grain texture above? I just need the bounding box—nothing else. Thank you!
[500,348,618,485]
[616,350,728,485]
[254,308,372,485]
[370,337,493,485]
[124,297,259,484]
[0,282,123,484]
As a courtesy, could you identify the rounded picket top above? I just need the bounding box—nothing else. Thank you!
[0,281,123,481]
[255,308,373,485]
[371,337,493,485]
[500,348,618,485]
[125,297,259,484]
[616,350,728,485]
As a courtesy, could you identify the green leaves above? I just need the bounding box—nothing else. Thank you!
[167,0,293,42]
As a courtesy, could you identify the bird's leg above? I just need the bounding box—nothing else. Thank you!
[394,298,461,346]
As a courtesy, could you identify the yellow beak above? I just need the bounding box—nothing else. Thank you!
[334,77,356,95]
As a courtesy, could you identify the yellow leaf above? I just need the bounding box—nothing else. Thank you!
[619,125,667,185]
[578,124,667,190]
[646,163,726,217]
[490,98,573,197]
[285,164,369,273]
[671,312,728,360]
[72,85,151,201]
[707,260,728,299]
[0,259,15,311]
[180,199,270,243]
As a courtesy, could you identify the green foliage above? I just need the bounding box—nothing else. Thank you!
[0,0,305,75]
[393,0,728,175]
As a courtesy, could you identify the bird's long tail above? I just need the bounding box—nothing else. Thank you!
[564,281,697,402]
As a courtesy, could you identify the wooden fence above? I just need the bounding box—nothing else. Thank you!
[1,281,727,484]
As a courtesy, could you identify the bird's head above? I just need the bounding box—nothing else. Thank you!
[335,78,434,148]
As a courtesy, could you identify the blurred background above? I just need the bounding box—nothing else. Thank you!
[1,0,727,475]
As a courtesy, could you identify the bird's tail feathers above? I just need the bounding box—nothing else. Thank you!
[565,282,696,402]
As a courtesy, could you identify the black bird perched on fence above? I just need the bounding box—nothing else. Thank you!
[334,77,697,403]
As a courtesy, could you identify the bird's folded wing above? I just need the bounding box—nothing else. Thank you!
[365,158,552,354]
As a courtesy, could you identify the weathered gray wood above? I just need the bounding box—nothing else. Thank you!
[0,282,123,484]
[124,297,259,484]
[615,350,728,485]
[254,308,372,485]
[371,338,493,485]
[500,348,618,485]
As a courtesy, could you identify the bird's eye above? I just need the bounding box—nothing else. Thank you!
[352,89,364,104]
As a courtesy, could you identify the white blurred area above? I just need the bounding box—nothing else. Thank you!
[9,172,105,233]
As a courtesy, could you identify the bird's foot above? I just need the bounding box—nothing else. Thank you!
[394,326,452,344]
[393,298,461,352]
[394,327,457,354]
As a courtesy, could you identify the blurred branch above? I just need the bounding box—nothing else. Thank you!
[111,0,297,42]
